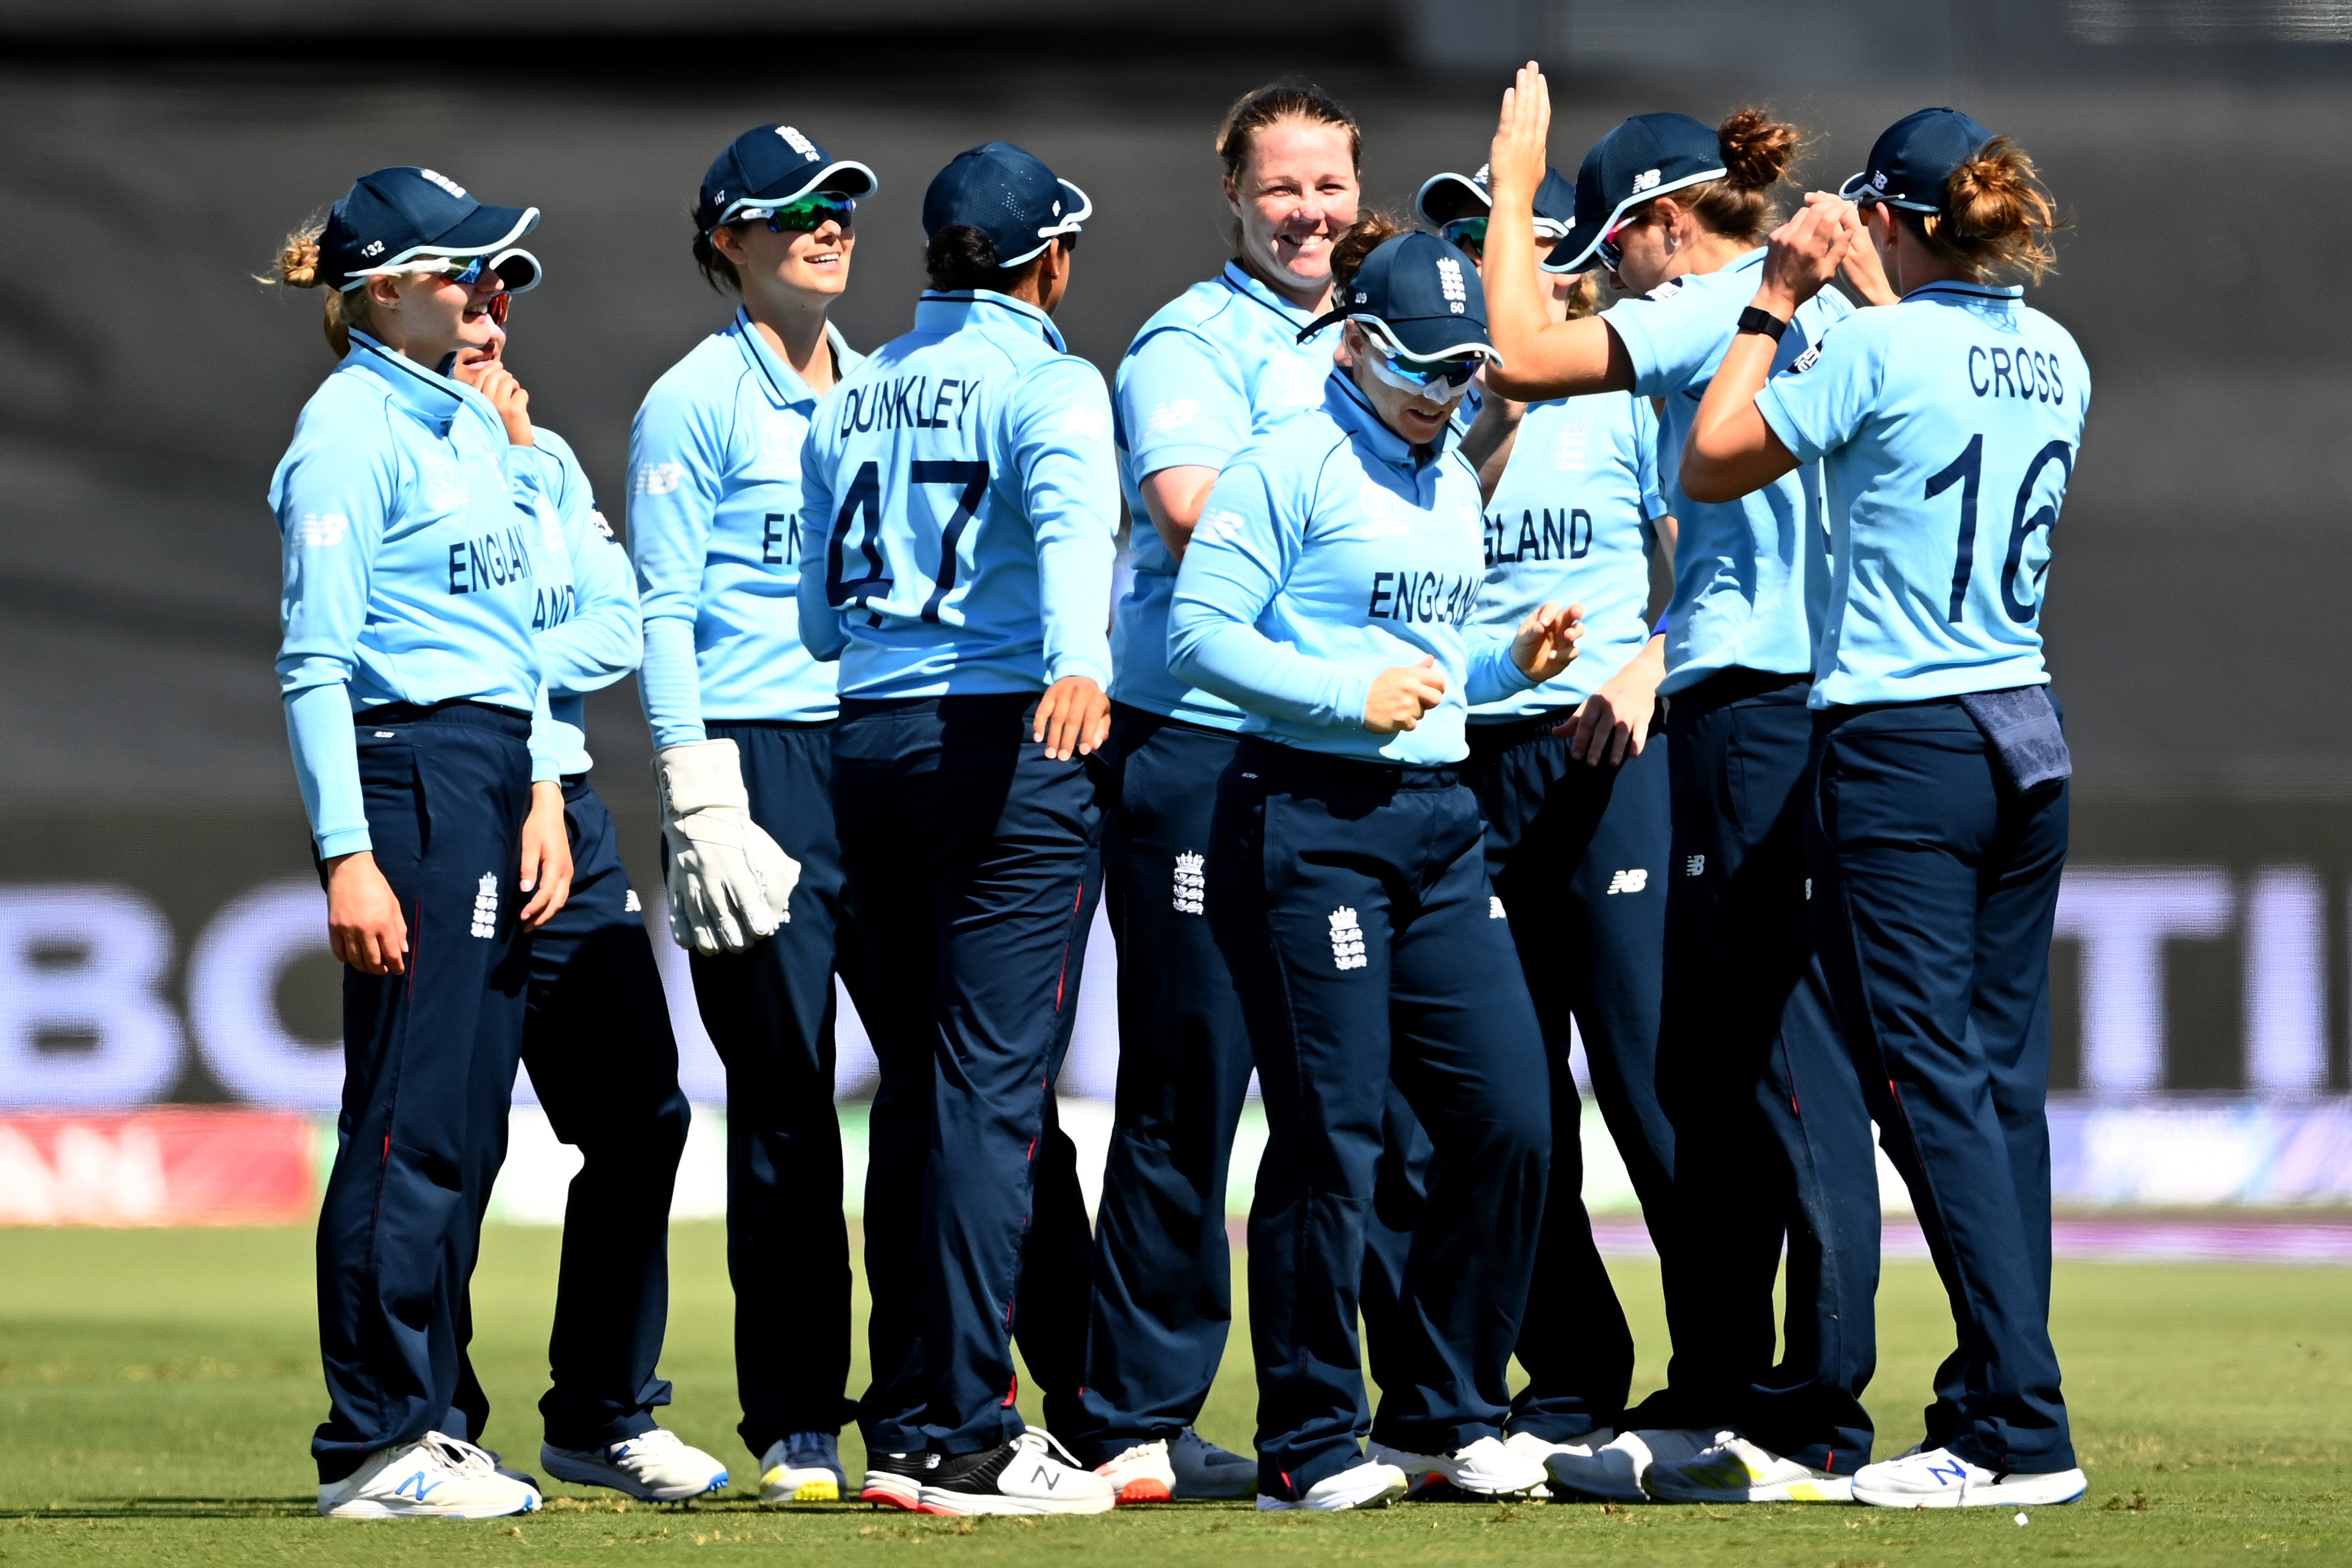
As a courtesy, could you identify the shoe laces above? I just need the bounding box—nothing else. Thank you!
[613,1430,684,1462]
[1017,1429,1088,1471]
[421,1433,500,1478]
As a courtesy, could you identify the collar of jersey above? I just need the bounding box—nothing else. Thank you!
[1217,261,1317,328]
[1323,366,1456,471]
[913,288,1067,353]
[1905,278,2024,304]
[341,328,493,438]
[731,307,854,408]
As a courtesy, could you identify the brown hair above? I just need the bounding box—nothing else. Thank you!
[262,215,374,357]
[1621,106,1805,248]
[693,217,743,293]
[1560,271,1602,320]
[1328,210,1406,298]
[1216,80,1361,181]
[1900,138,2064,283]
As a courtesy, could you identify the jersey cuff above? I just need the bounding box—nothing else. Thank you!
[1131,443,1240,479]
[316,826,373,859]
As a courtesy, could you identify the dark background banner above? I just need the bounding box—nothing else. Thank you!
[2,0,2348,1111]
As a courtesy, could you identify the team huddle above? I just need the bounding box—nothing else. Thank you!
[265,61,2090,1522]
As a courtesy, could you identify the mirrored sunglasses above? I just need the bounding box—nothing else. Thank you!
[764,192,856,233]
[1440,216,1487,253]
[1374,348,1481,392]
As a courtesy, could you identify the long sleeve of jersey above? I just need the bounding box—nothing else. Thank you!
[275,404,400,859]
[533,444,643,698]
[626,387,726,746]
[1168,463,1374,729]
[1014,358,1119,687]
[793,417,849,664]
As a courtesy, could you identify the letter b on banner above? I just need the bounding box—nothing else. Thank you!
[0,887,182,1109]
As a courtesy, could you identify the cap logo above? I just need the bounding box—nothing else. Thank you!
[1872,171,1888,189]
[1474,162,1491,189]
[777,126,819,161]
[1354,291,1368,304]
[419,168,467,198]
[360,240,384,257]
[1631,168,1661,194]
[1436,254,1468,314]
[1052,199,1061,216]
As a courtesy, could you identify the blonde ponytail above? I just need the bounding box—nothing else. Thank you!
[1914,138,2065,283]
[260,213,373,357]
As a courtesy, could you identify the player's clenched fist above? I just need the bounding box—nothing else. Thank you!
[1364,655,1447,733]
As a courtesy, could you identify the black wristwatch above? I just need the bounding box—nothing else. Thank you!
[1736,305,1790,341]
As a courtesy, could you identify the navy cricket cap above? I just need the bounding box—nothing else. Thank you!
[1300,230,1499,363]
[922,142,1090,269]
[320,167,540,293]
[1543,113,1729,274]
[697,124,878,234]
[1839,108,1995,215]
[1414,163,1578,240]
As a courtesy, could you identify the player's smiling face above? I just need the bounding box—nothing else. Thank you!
[719,210,856,302]
[362,269,508,365]
[1227,120,1359,303]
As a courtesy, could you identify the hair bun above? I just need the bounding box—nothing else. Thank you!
[274,224,326,289]
[1328,210,1404,296]
[1717,106,1802,190]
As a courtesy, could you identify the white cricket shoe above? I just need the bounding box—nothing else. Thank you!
[917,1429,1116,1516]
[318,1432,542,1519]
[1643,1434,1854,1502]
[1369,1436,1549,1498]
[758,1433,845,1502]
[1256,1459,1409,1511]
[541,1429,729,1501]
[1502,1429,1610,1499]
[1545,1427,1724,1502]
[1852,1447,2087,1508]
[1094,1439,1177,1504]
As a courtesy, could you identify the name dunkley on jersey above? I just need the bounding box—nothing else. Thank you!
[794,290,1118,699]
[1757,280,2091,708]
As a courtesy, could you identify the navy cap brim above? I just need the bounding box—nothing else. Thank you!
[1539,161,1727,274]
[1837,168,1940,212]
[712,159,878,229]
[421,203,539,257]
[1415,171,1490,227]
[1355,313,1501,366]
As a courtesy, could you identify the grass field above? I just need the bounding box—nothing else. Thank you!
[0,1223,2345,1566]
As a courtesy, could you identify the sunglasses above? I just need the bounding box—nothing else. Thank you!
[1596,214,1638,273]
[1440,216,1488,253]
[764,192,856,233]
[430,251,540,292]
[1370,347,1481,393]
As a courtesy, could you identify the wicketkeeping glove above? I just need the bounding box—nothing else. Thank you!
[652,739,801,955]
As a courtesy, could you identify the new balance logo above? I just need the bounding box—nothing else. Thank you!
[1805,878,1813,901]
[1328,907,1367,970]
[1172,851,1205,916]
[393,1470,441,1501]
[469,873,498,939]
[624,889,642,913]
[1605,868,1649,895]
[1684,854,1706,877]
[1926,1458,1970,1486]
[1632,168,1662,193]
[1489,895,1506,919]
[292,513,348,548]
[632,461,685,497]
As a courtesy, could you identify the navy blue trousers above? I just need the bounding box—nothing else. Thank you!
[313,703,533,1483]
[1211,740,1550,1498]
[832,694,1101,1458]
[516,782,690,1451]
[1659,671,1878,1471]
[1809,697,2074,1474]
[1070,707,1256,1461]
[687,720,866,1453]
[1358,723,1673,1441]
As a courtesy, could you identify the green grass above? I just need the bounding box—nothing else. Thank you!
[0,1223,2345,1565]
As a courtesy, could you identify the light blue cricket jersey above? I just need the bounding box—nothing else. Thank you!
[1466,392,1665,719]
[629,308,863,744]
[795,291,1118,697]
[271,329,560,859]
[1757,280,2090,709]
[524,427,643,777]
[1111,262,1336,729]
[1168,370,1538,766]
[1603,248,1852,695]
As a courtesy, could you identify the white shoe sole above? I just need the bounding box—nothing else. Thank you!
[1644,1471,1854,1504]
[860,1472,923,1510]
[1256,1475,1408,1512]
[1855,1468,2087,1509]
[916,1486,1115,1516]
[540,1447,726,1502]
[320,1493,539,1520]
